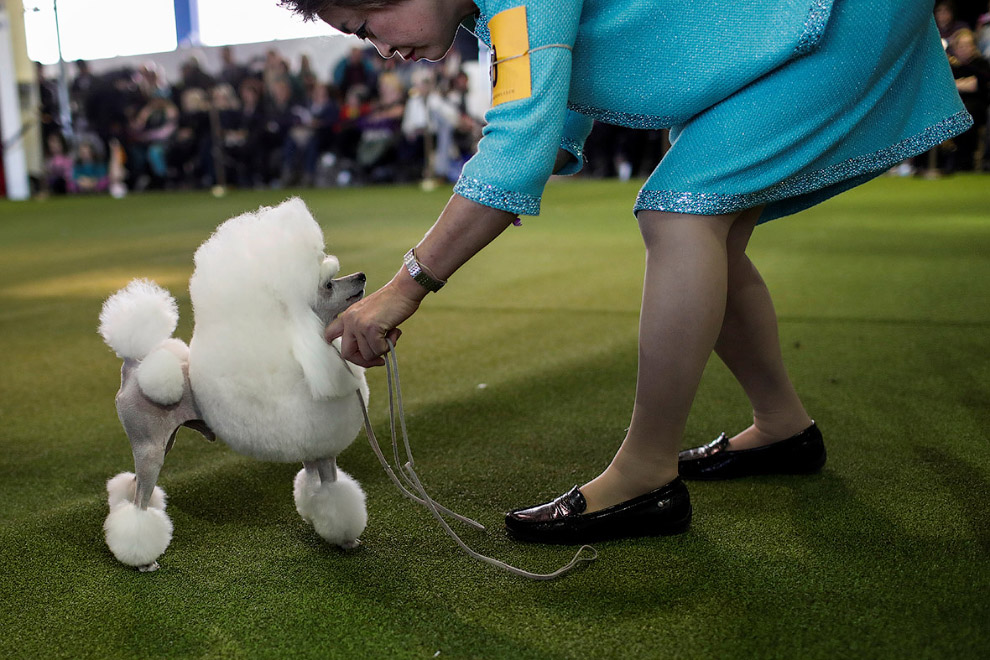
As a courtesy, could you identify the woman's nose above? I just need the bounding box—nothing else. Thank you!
[369,37,395,58]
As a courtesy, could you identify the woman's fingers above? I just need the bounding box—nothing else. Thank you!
[325,282,420,367]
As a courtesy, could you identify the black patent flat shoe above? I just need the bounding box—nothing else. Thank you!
[678,422,826,480]
[504,478,691,544]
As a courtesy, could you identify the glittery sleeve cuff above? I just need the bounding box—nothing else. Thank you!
[556,110,594,176]
[454,176,542,216]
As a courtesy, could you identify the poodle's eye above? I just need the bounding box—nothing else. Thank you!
[325,281,333,290]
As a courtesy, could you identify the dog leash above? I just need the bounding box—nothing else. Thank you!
[338,339,597,580]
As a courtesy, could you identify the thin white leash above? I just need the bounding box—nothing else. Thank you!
[336,339,597,580]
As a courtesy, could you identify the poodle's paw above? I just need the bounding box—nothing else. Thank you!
[293,467,367,547]
[104,500,173,569]
[106,472,167,510]
[339,539,362,551]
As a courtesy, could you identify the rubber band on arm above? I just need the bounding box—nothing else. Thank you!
[491,43,573,67]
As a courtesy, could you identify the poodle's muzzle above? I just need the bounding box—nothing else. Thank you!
[314,271,366,325]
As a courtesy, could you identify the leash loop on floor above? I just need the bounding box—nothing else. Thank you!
[341,339,597,580]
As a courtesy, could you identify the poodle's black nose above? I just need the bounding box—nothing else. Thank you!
[356,272,366,282]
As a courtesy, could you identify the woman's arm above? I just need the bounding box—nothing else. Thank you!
[325,193,517,367]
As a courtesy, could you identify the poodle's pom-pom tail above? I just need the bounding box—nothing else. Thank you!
[99,279,179,359]
[107,472,167,510]
[104,500,173,569]
[135,339,188,405]
[294,467,367,547]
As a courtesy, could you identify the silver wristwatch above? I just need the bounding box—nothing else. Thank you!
[403,248,447,292]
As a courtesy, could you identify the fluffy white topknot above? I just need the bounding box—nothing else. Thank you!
[99,279,179,359]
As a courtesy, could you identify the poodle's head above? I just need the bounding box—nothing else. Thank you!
[313,255,366,326]
[191,197,362,319]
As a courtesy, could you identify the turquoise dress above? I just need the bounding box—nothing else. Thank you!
[454,0,971,222]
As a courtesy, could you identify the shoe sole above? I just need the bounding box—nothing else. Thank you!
[505,509,693,545]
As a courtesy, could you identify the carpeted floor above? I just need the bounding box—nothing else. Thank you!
[1,175,987,658]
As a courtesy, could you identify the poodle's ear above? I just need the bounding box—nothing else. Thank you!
[290,309,362,400]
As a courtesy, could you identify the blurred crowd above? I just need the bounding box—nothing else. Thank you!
[931,0,990,173]
[34,3,990,197]
[37,43,486,196]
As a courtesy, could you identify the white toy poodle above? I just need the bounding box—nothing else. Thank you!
[98,198,369,571]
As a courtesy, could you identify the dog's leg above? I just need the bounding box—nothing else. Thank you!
[132,434,168,510]
[104,376,177,571]
[304,458,338,485]
[294,457,366,549]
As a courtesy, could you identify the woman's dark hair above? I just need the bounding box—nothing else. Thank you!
[279,0,398,22]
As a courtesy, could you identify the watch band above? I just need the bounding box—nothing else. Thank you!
[403,248,447,292]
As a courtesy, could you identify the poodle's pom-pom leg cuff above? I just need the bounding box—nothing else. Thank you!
[106,472,167,510]
[104,501,173,569]
[293,467,367,548]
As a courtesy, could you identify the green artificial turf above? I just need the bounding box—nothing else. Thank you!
[1,176,988,659]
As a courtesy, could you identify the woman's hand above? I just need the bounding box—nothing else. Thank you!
[325,271,426,367]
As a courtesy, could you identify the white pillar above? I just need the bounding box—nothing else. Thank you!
[0,1,30,200]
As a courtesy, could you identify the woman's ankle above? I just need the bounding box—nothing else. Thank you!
[580,464,679,514]
[729,415,812,450]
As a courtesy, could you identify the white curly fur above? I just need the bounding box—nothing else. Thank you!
[293,468,367,547]
[188,197,367,462]
[99,279,178,359]
[104,501,173,568]
[107,472,167,510]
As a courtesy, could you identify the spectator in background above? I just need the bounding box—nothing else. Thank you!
[86,69,143,156]
[69,60,95,132]
[296,53,319,99]
[43,132,74,195]
[948,29,990,171]
[128,93,178,190]
[445,70,484,179]
[232,78,271,187]
[135,62,170,101]
[976,2,990,57]
[936,1,969,50]
[36,62,62,147]
[219,46,250,92]
[401,70,448,182]
[263,77,297,185]
[211,83,246,186]
[335,83,373,175]
[168,87,213,187]
[355,72,407,182]
[333,47,378,97]
[174,56,215,102]
[70,138,109,193]
[283,82,340,186]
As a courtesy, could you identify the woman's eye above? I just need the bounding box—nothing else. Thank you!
[355,23,369,40]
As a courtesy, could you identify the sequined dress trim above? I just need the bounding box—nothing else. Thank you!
[454,176,542,216]
[633,110,973,216]
[560,136,585,165]
[795,0,834,55]
[566,103,678,130]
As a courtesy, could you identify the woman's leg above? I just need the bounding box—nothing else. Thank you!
[579,209,738,513]
[714,207,812,450]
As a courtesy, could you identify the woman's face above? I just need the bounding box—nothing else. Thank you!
[319,0,477,62]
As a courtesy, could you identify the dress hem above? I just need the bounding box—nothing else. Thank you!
[632,110,973,218]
